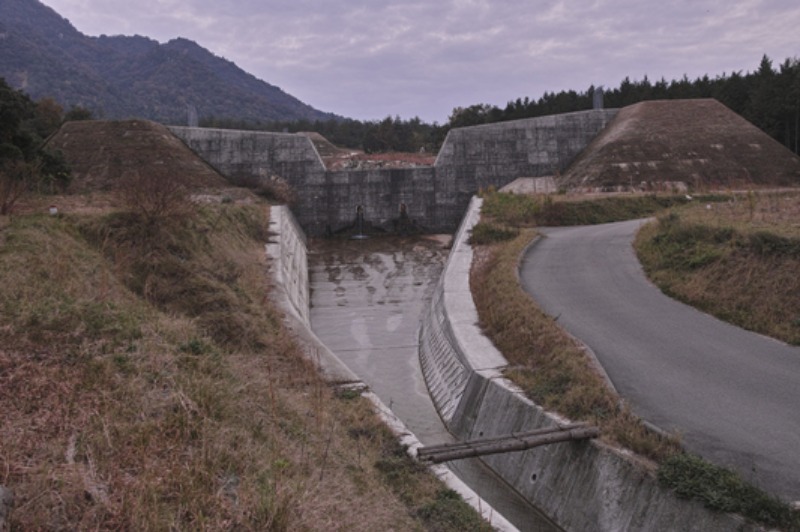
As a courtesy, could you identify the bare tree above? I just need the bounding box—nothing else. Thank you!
[0,160,40,215]
[116,170,193,225]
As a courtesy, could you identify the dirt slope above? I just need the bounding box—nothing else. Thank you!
[299,131,435,170]
[560,99,800,190]
[46,120,229,193]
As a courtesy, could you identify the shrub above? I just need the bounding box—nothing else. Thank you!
[468,222,518,245]
[116,170,193,225]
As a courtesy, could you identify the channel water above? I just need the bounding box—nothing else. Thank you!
[308,235,557,532]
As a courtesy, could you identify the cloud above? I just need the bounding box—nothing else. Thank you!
[41,0,800,122]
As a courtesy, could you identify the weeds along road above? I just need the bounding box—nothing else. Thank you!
[519,219,800,503]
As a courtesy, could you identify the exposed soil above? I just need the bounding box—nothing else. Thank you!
[299,131,435,170]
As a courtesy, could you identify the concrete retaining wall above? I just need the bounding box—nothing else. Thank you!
[434,110,619,189]
[265,205,310,326]
[300,167,441,235]
[169,126,326,183]
[170,110,617,236]
[418,198,756,531]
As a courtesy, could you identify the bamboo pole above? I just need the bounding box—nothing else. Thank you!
[417,425,599,464]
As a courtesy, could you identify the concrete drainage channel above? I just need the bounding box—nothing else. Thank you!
[308,234,562,531]
[267,206,554,531]
[267,203,756,531]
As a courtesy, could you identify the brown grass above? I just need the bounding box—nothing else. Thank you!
[470,231,681,462]
[635,190,800,345]
[674,190,800,238]
[0,200,485,530]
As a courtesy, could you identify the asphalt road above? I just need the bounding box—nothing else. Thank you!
[519,219,800,502]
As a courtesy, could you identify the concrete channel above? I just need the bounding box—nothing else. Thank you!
[307,235,558,531]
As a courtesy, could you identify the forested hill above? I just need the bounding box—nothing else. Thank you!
[0,0,337,125]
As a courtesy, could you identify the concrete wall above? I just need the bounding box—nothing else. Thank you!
[434,109,619,188]
[418,198,757,532]
[299,167,441,235]
[169,126,326,183]
[265,205,310,326]
[171,110,617,235]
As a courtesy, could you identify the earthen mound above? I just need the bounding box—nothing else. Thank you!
[47,120,229,193]
[560,99,800,191]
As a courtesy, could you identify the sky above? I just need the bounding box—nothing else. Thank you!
[40,0,800,124]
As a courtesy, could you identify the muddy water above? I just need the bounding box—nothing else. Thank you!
[309,236,557,532]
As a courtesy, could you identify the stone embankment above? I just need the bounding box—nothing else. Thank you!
[418,197,758,531]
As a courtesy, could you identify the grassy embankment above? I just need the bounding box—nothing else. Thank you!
[0,198,489,530]
[470,190,800,530]
[635,191,800,345]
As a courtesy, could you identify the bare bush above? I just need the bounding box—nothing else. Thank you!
[116,170,193,224]
[0,160,40,215]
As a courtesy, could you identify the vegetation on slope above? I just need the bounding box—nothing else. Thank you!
[0,0,335,125]
[635,191,800,345]
[0,197,488,530]
[0,78,74,214]
[470,228,680,462]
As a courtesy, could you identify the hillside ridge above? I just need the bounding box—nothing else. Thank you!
[0,0,337,125]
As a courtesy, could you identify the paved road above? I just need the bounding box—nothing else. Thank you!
[519,219,800,502]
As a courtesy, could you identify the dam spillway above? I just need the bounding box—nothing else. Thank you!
[307,235,557,531]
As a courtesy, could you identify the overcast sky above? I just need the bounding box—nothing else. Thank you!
[41,0,800,123]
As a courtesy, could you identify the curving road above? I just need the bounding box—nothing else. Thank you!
[519,219,800,502]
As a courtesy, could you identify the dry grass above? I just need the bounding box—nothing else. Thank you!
[0,200,485,530]
[470,231,681,463]
[675,190,800,239]
[635,190,800,345]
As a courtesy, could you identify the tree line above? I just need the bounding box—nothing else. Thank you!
[204,54,800,157]
[0,77,92,213]
[200,114,448,155]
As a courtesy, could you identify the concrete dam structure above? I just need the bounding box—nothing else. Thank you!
[169,108,618,235]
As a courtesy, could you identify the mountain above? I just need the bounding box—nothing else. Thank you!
[0,0,337,125]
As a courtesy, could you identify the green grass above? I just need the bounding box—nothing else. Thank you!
[468,221,519,245]
[659,453,800,530]
[375,438,492,532]
[480,191,716,227]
